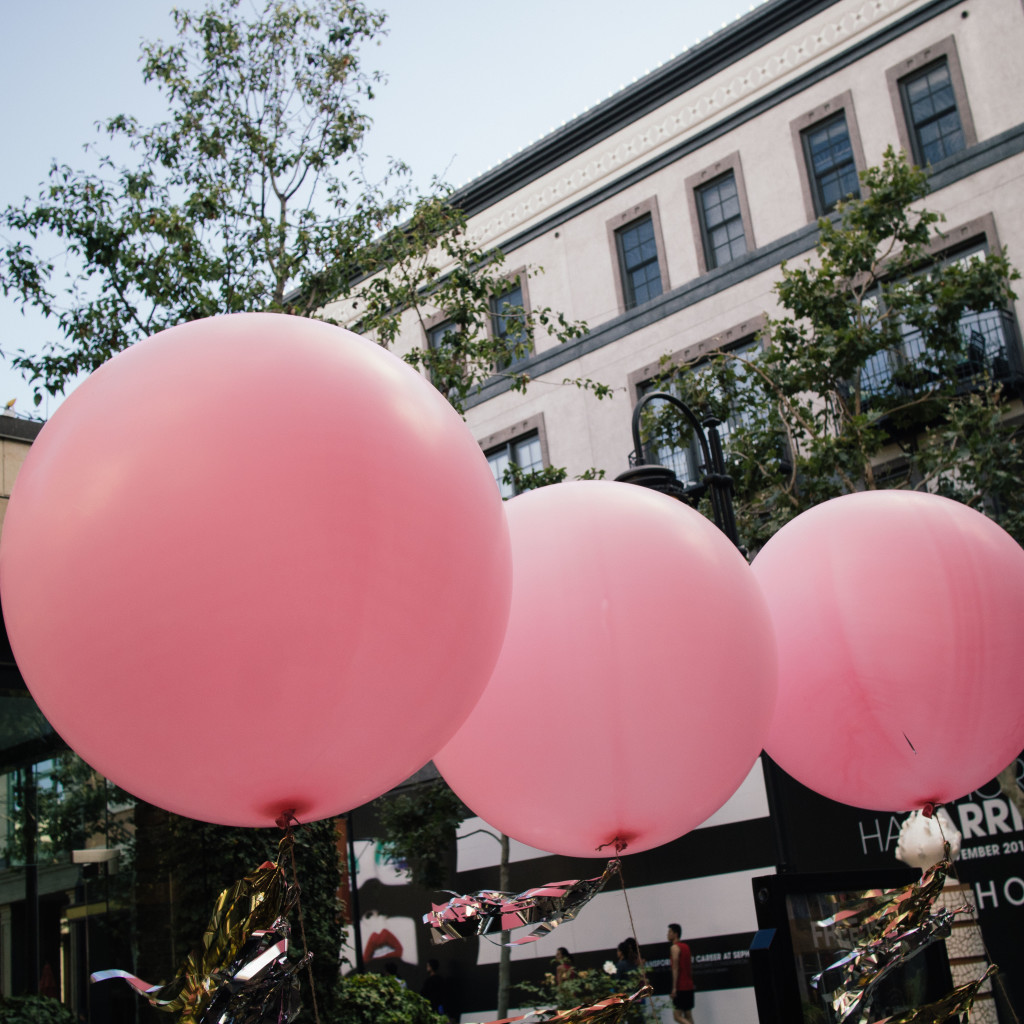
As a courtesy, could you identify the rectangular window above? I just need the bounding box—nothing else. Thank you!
[696,172,747,270]
[887,39,976,171]
[900,58,965,166]
[426,319,461,396]
[802,113,860,215]
[686,153,755,274]
[616,215,663,309]
[427,320,457,352]
[487,432,544,499]
[491,281,529,371]
[638,340,759,487]
[860,243,1023,399]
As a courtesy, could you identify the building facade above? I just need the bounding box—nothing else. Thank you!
[331,0,1024,1021]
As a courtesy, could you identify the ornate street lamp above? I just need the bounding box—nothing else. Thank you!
[615,390,792,874]
[615,390,742,551]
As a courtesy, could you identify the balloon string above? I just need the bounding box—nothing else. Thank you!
[933,806,1017,1024]
[613,859,658,1024]
[278,811,322,1024]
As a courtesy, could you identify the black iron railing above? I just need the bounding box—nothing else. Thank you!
[860,307,1024,398]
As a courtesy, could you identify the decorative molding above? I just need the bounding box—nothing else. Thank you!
[477,413,551,470]
[469,0,920,251]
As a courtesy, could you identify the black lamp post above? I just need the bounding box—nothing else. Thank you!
[615,389,791,873]
[615,390,742,551]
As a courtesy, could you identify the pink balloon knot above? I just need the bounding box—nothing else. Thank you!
[921,802,936,818]
[276,810,297,831]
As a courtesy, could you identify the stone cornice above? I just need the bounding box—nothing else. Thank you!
[456,0,940,250]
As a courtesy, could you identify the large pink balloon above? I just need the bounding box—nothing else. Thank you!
[434,481,777,858]
[752,490,1024,811]
[0,313,512,826]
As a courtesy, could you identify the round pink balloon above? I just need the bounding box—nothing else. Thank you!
[751,490,1024,811]
[0,313,512,826]
[434,481,777,858]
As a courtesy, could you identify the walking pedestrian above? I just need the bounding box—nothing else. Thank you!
[668,923,694,1024]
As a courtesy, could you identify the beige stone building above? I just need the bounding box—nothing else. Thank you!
[326,0,1024,496]
[331,0,1024,1021]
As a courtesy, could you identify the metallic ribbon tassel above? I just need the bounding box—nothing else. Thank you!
[425,860,619,946]
[92,834,304,1024]
[483,985,653,1024]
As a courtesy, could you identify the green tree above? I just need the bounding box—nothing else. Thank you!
[516,962,647,1024]
[373,779,467,891]
[641,147,1022,551]
[3,752,131,868]
[0,0,591,415]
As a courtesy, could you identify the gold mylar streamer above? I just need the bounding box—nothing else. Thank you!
[92,834,296,1024]
[870,964,998,1024]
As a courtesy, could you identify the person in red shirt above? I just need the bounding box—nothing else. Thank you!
[668,923,694,1024]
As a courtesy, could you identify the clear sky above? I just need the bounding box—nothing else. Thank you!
[0,0,761,418]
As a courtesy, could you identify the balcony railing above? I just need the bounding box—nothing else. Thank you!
[860,307,1024,399]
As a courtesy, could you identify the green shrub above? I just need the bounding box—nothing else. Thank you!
[333,973,447,1024]
[0,996,78,1024]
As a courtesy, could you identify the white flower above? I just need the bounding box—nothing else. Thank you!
[602,960,617,975]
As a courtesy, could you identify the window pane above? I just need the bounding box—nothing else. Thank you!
[492,283,529,370]
[617,216,663,308]
[486,432,543,498]
[492,284,524,340]
[698,172,747,270]
[428,322,457,350]
[860,244,1009,398]
[427,321,461,393]
[904,60,965,165]
[804,114,860,215]
[637,340,759,486]
[513,435,543,474]
[487,449,514,499]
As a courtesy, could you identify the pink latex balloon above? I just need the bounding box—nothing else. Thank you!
[0,313,512,827]
[434,481,777,858]
[751,490,1024,811]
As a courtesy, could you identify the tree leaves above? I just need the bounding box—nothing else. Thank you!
[643,148,1023,551]
[2,0,591,417]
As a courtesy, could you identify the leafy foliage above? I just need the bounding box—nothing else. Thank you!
[0,0,594,416]
[498,458,606,497]
[0,996,78,1024]
[0,3,605,1015]
[326,196,593,413]
[373,779,468,889]
[332,972,446,1024]
[516,964,648,1023]
[2,0,394,399]
[2,751,131,867]
[641,147,1023,550]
